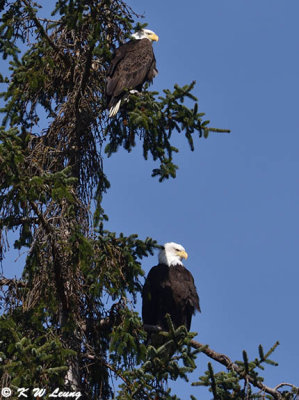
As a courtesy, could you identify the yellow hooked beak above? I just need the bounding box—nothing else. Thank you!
[177,250,188,260]
[149,33,159,42]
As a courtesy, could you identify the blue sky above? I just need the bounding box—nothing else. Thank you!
[102,0,299,398]
[1,1,299,398]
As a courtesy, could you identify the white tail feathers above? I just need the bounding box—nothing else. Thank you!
[108,100,121,118]
[108,90,141,117]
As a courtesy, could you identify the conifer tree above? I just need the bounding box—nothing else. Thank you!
[0,1,298,399]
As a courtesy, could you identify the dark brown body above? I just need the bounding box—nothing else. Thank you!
[142,263,200,331]
[106,38,157,109]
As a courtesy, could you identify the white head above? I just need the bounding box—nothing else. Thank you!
[131,29,159,42]
[159,242,188,267]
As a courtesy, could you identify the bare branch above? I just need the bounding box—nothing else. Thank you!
[274,382,299,391]
[29,201,54,235]
[0,277,26,287]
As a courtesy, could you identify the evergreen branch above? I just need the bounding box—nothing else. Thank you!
[104,360,133,389]
[207,362,218,399]
[0,216,38,228]
[144,324,285,398]
[29,200,69,320]
[207,127,231,134]
[74,45,94,112]
[83,353,133,390]
[190,339,284,399]
[37,17,59,23]
[20,0,70,66]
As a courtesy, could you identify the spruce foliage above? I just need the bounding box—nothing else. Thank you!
[0,1,297,399]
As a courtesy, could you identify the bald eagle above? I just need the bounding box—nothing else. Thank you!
[142,242,200,332]
[106,29,159,117]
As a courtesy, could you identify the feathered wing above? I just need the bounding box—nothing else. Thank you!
[142,275,155,326]
[142,265,162,327]
[106,38,157,111]
[169,265,200,330]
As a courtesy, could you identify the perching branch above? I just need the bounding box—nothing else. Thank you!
[190,339,285,400]
[143,324,291,400]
